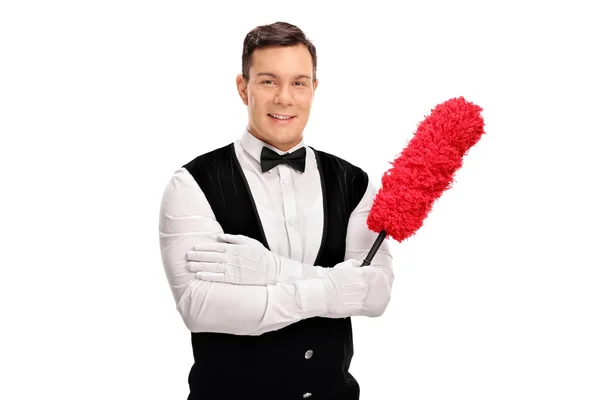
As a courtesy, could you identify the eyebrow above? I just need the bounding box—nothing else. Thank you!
[256,72,312,80]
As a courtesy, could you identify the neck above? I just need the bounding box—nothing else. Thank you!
[248,130,302,152]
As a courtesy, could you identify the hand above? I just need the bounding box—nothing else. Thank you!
[321,260,378,318]
[186,233,281,286]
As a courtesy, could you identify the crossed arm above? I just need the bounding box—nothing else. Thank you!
[158,168,394,336]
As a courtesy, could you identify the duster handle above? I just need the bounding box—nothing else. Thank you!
[360,230,387,267]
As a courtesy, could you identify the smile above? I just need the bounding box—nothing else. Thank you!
[268,114,295,121]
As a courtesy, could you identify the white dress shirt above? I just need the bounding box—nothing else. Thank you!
[159,128,394,336]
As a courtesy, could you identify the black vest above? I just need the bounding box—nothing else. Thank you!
[182,143,368,400]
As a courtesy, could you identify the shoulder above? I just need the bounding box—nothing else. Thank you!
[310,146,369,181]
[182,142,235,171]
[160,144,236,207]
[310,147,370,206]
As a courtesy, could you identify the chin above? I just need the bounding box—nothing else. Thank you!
[267,132,302,150]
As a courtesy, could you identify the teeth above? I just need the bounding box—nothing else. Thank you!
[270,114,293,120]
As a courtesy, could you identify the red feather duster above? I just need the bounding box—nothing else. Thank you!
[361,96,485,265]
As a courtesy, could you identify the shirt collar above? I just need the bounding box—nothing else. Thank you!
[240,127,306,164]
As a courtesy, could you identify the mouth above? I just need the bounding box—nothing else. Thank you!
[268,113,296,123]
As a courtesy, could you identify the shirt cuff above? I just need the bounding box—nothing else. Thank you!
[278,256,329,282]
[295,278,327,316]
[278,256,304,282]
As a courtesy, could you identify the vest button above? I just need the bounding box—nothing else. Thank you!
[304,350,313,359]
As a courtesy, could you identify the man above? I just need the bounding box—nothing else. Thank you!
[159,21,394,400]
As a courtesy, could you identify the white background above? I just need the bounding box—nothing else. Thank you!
[1,0,599,399]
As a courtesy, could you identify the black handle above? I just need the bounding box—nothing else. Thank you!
[361,230,387,266]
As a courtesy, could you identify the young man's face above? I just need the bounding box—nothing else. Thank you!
[236,44,318,152]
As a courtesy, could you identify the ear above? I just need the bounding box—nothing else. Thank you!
[236,74,248,105]
[313,79,319,91]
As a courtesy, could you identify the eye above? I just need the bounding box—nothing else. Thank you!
[262,80,274,85]
[293,81,306,86]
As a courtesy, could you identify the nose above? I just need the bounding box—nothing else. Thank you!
[274,84,293,106]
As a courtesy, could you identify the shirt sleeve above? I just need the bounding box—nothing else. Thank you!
[159,168,327,336]
[342,174,395,317]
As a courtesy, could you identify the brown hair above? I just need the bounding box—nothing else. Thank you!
[241,21,317,82]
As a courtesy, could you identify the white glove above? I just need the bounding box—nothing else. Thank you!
[320,260,378,318]
[186,233,327,285]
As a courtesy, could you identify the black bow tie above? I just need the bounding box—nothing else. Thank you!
[260,146,306,173]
